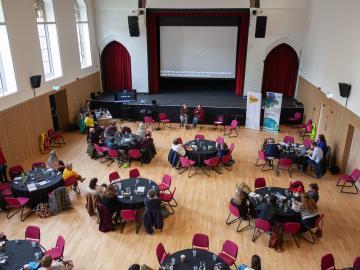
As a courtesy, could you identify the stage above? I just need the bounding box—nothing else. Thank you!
[91,89,304,125]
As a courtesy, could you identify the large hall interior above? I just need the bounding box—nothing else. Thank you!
[0,0,360,270]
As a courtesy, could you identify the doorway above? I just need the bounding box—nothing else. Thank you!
[317,103,336,149]
[49,90,70,131]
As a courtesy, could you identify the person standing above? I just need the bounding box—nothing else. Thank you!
[192,104,204,128]
[0,147,8,183]
[84,112,95,140]
[180,104,189,127]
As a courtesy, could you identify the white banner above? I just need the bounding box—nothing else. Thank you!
[263,92,283,133]
[245,91,262,130]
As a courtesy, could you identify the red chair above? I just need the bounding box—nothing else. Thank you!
[107,149,120,167]
[203,156,221,176]
[120,210,140,233]
[179,156,197,178]
[192,233,209,250]
[128,149,142,167]
[299,214,324,244]
[129,168,140,178]
[158,174,172,192]
[289,180,305,193]
[44,235,65,260]
[218,240,238,267]
[9,165,24,180]
[283,222,301,248]
[276,158,293,177]
[255,150,273,171]
[159,187,177,214]
[224,120,238,138]
[297,119,312,134]
[300,121,313,138]
[25,226,41,243]
[0,183,12,197]
[213,115,224,130]
[283,136,295,144]
[220,153,233,171]
[109,171,120,183]
[337,168,360,194]
[303,138,312,149]
[254,177,266,189]
[159,113,171,129]
[144,116,155,128]
[321,253,336,270]
[215,136,225,145]
[252,219,271,242]
[353,256,360,268]
[64,175,80,194]
[4,197,30,221]
[194,134,205,140]
[156,243,170,265]
[48,129,65,145]
[32,162,46,170]
[229,143,235,160]
[94,144,109,163]
[288,112,302,124]
[226,202,250,232]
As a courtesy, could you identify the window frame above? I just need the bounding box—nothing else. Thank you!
[75,0,92,69]
[0,21,6,95]
[37,21,55,78]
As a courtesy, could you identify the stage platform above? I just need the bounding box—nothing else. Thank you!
[91,90,304,125]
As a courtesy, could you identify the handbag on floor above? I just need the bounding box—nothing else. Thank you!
[36,203,52,218]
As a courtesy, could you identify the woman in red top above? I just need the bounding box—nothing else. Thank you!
[192,104,204,128]
[0,147,8,183]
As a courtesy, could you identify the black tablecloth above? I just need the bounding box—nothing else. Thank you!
[161,249,229,270]
[253,187,301,223]
[11,169,63,208]
[113,178,158,210]
[185,140,218,167]
[0,240,42,270]
[278,143,307,167]
[110,133,141,152]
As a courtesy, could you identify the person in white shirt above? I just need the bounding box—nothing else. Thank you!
[38,255,73,270]
[305,141,323,177]
[171,138,186,156]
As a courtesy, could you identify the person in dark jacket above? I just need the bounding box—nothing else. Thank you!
[258,195,278,227]
[144,189,161,211]
[192,104,204,128]
[143,189,163,234]
[231,190,255,219]
[104,122,117,138]
[264,143,280,159]
[307,183,319,203]
[101,185,120,219]
[316,134,327,155]
[217,143,230,160]
[0,147,8,183]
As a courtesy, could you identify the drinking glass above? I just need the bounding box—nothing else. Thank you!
[213,254,217,261]
[268,185,271,191]
[193,249,197,257]
[193,266,198,270]
[31,241,36,248]
[284,206,288,213]
[171,258,175,265]
[130,196,133,201]
[136,179,139,185]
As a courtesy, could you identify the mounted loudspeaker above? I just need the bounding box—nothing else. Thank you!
[30,75,42,89]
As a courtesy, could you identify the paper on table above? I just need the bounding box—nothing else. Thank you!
[249,192,260,198]
[137,186,145,193]
[27,183,37,192]
[38,180,50,186]
[14,177,22,181]
[111,179,121,184]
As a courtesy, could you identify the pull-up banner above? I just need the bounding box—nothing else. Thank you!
[263,92,283,133]
[245,91,262,130]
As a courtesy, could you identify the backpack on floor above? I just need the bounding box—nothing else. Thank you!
[36,203,52,218]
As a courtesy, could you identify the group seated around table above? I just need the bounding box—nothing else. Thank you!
[179,104,204,129]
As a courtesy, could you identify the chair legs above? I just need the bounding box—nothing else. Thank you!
[255,159,273,171]
[339,181,359,194]
[252,227,262,242]
[298,230,316,244]
[163,200,177,214]
[224,128,238,138]
[178,166,198,178]
[7,206,32,221]
[292,233,301,248]
[226,213,251,233]
[202,165,222,177]
[121,219,141,234]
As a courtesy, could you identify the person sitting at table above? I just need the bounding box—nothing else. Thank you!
[84,112,95,140]
[87,178,104,199]
[258,195,278,227]
[39,255,74,270]
[317,134,327,155]
[104,122,117,138]
[292,193,319,231]
[144,189,163,234]
[141,131,156,164]
[231,187,255,219]
[136,122,146,140]
[141,130,152,146]
[63,162,85,184]
[121,126,132,134]
[305,141,323,178]
[180,104,189,128]
[217,143,230,160]
[192,104,204,128]
[129,264,154,270]
[101,184,120,221]
[237,254,262,270]
[264,142,280,159]
[47,150,65,173]
[171,138,186,156]
[307,183,319,203]
[0,146,8,183]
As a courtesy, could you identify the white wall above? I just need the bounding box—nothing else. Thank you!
[300,0,360,117]
[0,0,99,112]
[93,0,308,95]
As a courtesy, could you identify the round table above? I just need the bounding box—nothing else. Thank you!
[113,133,141,152]
[11,168,63,208]
[252,187,301,223]
[185,140,218,167]
[0,240,42,270]
[113,178,159,210]
[161,249,229,270]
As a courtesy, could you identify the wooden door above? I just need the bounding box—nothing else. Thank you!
[317,103,336,149]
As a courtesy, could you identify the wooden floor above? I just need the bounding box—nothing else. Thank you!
[1,122,359,269]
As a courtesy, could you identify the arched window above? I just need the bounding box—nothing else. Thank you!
[75,0,92,69]
[0,0,17,97]
[35,0,62,81]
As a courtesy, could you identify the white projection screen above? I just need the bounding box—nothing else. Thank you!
[160,26,238,79]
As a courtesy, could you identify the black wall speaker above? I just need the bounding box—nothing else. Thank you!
[30,75,41,89]
[339,83,351,98]
[128,16,140,37]
[255,16,267,38]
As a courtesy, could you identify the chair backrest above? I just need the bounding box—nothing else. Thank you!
[221,153,231,164]
[94,144,104,154]
[255,219,271,232]
[156,243,167,264]
[192,233,209,249]
[55,235,65,255]
[162,174,172,186]
[229,203,240,218]
[195,134,205,140]
[128,149,141,158]
[109,172,120,183]
[216,137,225,145]
[314,214,324,229]
[351,168,360,180]
[258,150,266,161]
[215,115,224,122]
[229,143,235,153]
[129,168,140,178]
[9,165,24,179]
[180,156,191,167]
[25,226,41,242]
[64,175,78,187]
[303,138,312,149]
[278,158,292,167]
[283,222,301,234]
[120,210,137,220]
[144,116,154,123]
[32,162,45,169]
[159,113,167,120]
[4,197,22,208]
[221,240,238,259]
[306,119,312,126]
[48,129,56,137]
[353,256,360,268]
[170,187,176,198]
[254,177,266,189]
[283,136,295,144]
[306,122,313,132]
[294,112,302,120]
[321,253,335,270]
[208,156,220,166]
[230,120,238,128]
[107,149,119,158]
[289,180,304,193]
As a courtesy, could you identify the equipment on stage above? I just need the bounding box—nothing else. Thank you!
[114,89,137,103]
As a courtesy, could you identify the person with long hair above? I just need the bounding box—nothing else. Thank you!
[307,183,319,203]
[180,104,189,128]
[136,122,146,140]
[293,193,319,231]
[237,254,261,270]
[317,134,327,154]
[87,178,104,199]
[101,184,120,217]
[171,138,186,156]
[0,146,8,183]
[47,150,65,173]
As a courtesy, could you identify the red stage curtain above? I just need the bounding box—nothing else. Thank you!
[261,43,299,97]
[101,41,132,92]
[146,11,250,96]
